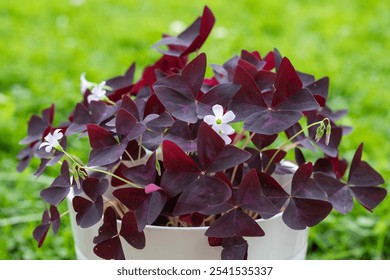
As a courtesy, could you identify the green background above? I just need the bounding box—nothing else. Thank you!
[1,0,389,259]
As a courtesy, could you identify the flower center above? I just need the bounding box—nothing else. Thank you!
[216,119,222,125]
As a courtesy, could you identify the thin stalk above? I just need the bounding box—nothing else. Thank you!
[84,166,142,189]
[59,147,143,189]
[264,119,329,173]
[124,150,135,164]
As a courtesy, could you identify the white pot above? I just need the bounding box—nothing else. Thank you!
[67,163,308,260]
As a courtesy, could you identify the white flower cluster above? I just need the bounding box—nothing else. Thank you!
[80,73,108,104]
[204,104,236,144]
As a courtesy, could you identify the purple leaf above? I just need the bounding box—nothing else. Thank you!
[162,140,200,173]
[197,122,225,169]
[271,57,303,107]
[154,85,198,123]
[120,95,140,120]
[244,110,303,135]
[160,170,199,198]
[173,175,231,215]
[282,163,332,229]
[347,144,384,186]
[274,88,319,112]
[122,153,157,186]
[93,207,125,260]
[73,196,104,228]
[152,6,215,57]
[82,177,109,201]
[89,101,118,124]
[230,64,267,121]
[113,186,166,230]
[283,198,333,230]
[255,70,276,92]
[87,124,117,148]
[115,108,146,142]
[88,143,127,167]
[72,178,108,228]
[305,77,329,107]
[33,223,50,248]
[40,161,72,206]
[153,54,206,123]
[113,188,148,211]
[106,63,135,91]
[291,163,327,201]
[314,172,354,214]
[221,237,248,260]
[33,206,60,247]
[205,209,265,238]
[93,236,124,260]
[257,172,289,210]
[197,83,241,115]
[120,211,145,250]
[350,187,387,212]
[207,145,252,173]
[197,122,251,172]
[87,124,131,166]
[182,53,207,95]
[348,161,384,186]
[20,104,54,145]
[251,134,278,150]
[164,120,197,152]
[237,169,280,219]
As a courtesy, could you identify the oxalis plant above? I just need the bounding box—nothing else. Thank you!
[17,6,387,260]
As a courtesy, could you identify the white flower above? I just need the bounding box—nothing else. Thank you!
[80,72,94,94]
[204,104,236,144]
[88,81,107,103]
[39,129,64,153]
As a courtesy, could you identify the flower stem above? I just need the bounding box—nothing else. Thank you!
[84,166,143,189]
[263,118,330,173]
[58,147,143,189]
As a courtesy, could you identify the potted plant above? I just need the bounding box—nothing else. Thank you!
[17,6,387,260]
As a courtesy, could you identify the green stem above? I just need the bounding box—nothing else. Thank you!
[263,119,329,173]
[84,166,143,189]
[57,146,142,189]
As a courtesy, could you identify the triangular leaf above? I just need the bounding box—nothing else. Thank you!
[205,209,265,238]
[120,211,146,250]
[173,175,231,215]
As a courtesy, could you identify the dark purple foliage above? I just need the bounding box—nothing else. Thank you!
[40,161,74,206]
[19,5,386,261]
[33,205,60,248]
[93,207,145,260]
[73,177,108,228]
[153,6,215,57]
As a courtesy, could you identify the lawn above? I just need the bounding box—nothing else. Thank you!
[1,0,389,259]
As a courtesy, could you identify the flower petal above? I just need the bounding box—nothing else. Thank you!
[212,104,224,119]
[222,110,236,123]
[45,146,52,153]
[204,115,216,125]
[39,142,50,149]
[220,134,232,145]
[53,129,63,140]
[211,123,221,132]
[87,95,98,103]
[219,124,235,135]
[80,72,90,94]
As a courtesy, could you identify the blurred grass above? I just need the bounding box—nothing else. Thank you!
[1,0,389,259]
